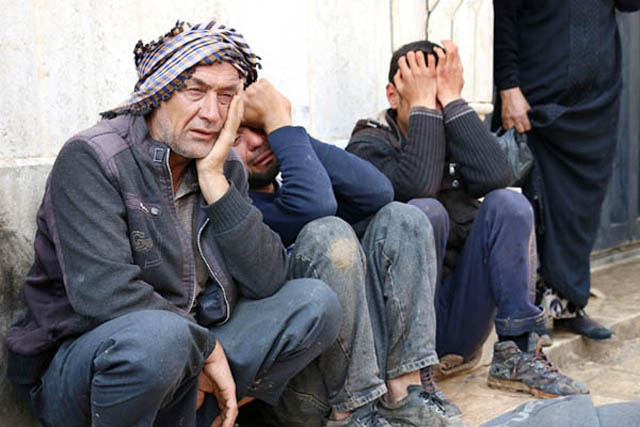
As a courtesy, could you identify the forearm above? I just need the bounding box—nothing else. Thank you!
[494,0,523,90]
[443,99,512,196]
[207,167,289,299]
[311,137,393,223]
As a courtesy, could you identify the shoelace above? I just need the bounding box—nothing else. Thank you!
[532,341,559,373]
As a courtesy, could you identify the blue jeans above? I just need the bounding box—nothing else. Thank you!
[27,279,341,426]
[271,202,439,426]
[412,190,544,359]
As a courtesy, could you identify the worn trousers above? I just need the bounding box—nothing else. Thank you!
[27,279,340,427]
[411,189,544,360]
[271,202,439,426]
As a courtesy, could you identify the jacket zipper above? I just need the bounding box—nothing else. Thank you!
[197,219,231,324]
[164,148,197,312]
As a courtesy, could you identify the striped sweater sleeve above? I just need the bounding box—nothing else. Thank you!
[443,99,513,197]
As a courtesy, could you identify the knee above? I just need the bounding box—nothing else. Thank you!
[374,201,434,241]
[284,279,342,346]
[408,198,450,237]
[484,189,533,228]
[295,216,364,272]
[95,311,207,389]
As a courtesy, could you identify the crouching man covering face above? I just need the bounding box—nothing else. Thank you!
[346,40,588,400]
[5,20,341,427]
[233,80,464,426]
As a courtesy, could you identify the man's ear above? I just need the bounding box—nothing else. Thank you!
[386,83,399,109]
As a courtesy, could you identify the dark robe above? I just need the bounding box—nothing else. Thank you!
[493,0,640,307]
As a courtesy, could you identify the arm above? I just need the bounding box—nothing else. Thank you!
[443,99,513,197]
[310,137,393,224]
[347,109,445,202]
[198,341,238,427]
[254,126,337,246]
[200,95,289,299]
[50,140,188,321]
[493,0,532,132]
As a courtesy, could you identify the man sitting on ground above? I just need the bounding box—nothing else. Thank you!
[346,39,587,399]
[233,79,463,426]
[6,20,342,427]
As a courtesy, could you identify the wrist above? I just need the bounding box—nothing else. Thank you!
[409,97,437,110]
[438,93,462,108]
[198,173,229,205]
[264,116,293,135]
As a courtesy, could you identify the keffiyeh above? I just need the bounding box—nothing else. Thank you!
[101,20,261,118]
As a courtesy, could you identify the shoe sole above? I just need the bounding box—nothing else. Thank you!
[486,376,559,399]
[434,350,483,381]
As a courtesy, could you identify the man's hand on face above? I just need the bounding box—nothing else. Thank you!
[196,92,244,204]
[243,79,293,135]
[434,40,464,108]
[197,341,238,427]
[500,87,532,133]
[394,50,438,110]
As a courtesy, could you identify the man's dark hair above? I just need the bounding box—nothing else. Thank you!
[388,40,442,83]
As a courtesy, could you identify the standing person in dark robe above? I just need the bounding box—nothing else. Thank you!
[493,0,640,340]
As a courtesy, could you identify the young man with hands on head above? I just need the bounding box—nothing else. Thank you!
[346,40,588,400]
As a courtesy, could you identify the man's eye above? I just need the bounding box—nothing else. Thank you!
[232,135,242,147]
[218,94,233,105]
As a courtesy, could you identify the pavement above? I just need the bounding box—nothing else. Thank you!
[438,256,640,426]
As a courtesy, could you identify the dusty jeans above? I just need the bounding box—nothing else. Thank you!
[25,279,341,427]
[271,202,439,426]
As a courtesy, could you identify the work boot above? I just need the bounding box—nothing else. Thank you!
[379,385,466,427]
[420,366,462,417]
[488,334,589,398]
[556,309,612,340]
[325,403,391,427]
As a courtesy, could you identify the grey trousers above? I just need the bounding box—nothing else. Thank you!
[271,202,439,426]
[28,279,341,426]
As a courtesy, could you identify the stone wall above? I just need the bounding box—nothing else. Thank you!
[0,1,493,424]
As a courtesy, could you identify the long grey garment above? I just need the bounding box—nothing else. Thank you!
[482,395,640,427]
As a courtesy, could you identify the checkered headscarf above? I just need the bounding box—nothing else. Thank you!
[101,20,261,119]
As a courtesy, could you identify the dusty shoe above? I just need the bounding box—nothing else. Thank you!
[487,335,589,398]
[420,366,462,417]
[433,348,482,380]
[325,403,391,427]
[379,385,466,427]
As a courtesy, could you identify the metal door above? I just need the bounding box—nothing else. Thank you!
[594,11,640,252]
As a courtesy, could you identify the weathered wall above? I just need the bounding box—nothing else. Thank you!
[0,1,493,424]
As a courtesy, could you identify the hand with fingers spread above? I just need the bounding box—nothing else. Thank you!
[434,40,464,107]
[243,79,292,134]
[500,87,532,133]
[197,341,238,427]
[196,92,244,204]
[394,50,438,110]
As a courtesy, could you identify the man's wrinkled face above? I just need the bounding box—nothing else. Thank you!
[148,62,243,159]
[233,126,280,188]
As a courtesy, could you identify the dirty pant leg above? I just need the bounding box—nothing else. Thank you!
[197,278,342,426]
[34,310,212,427]
[361,202,440,379]
[270,217,386,426]
[436,189,544,359]
[408,198,450,285]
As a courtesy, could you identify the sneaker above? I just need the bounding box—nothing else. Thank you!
[487,335,589,398]
[379,385,467,427]
[325,403,391,427]
[420,366,462,417]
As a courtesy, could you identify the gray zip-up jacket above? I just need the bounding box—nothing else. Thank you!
[7,114,288,383]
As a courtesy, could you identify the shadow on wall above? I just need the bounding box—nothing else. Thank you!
[0,215,40,426]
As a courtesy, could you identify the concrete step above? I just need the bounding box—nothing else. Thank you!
[438,256,640,426]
